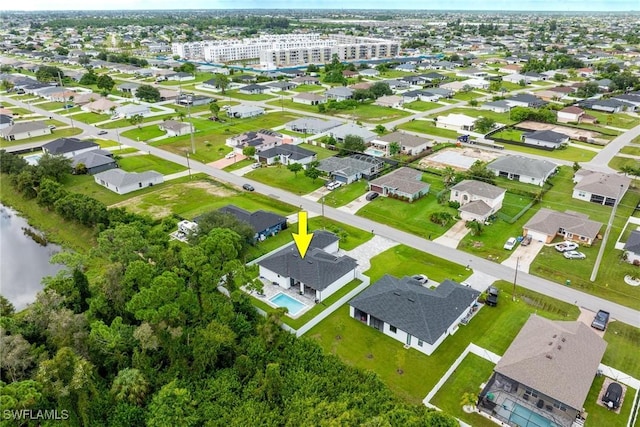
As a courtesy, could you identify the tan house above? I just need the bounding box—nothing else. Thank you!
[523,208,602,245]
[557,106,597,124]
[159,120,193,137]
[572,170,631,206]
[374,95,404,109]
[82,98,119,114]
[368,167,430,202]
[450,179,506,222]
[0,121,51,141]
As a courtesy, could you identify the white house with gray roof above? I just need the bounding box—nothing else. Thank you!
[1,121,51,141]
[317,154,384,184]
[450,180,506,222]
[258,231,357,302]
[349,275,479,355]
[370,131,433,156]
[523,208,602,245]
[329,123,377,143]
[226,105,265,119]
[285,117,341,134]
[522,130,569,149]
[325,86,354,101]
[572,170,631,206]
[94,169,164,195]
[488,155,557,187]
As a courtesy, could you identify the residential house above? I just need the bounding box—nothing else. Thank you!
[113,104,150,119]
[226,105,265,119]
[176,94,213,106]
[329,123,377,143]
[481,100,511,113]
[577,67,595,77]
[499,64,522,74]
[94,169,164,195]
[450,179,506,222]
[258,230,357,302]
[342,70,359,78]
[159,120,193,137]
[487,155,557,187]
[623,230,640,265]
[522,130,570,149]
[556,106,597,124]
[167,72,195,81]
[402,90,441,103]
[0,114,14,130]
[82,98,119,114]
[291,76,320,85]
[0,121,51,141]
[43,138,99,158]
[505,93,547,108]
[478,315,607,427]
[358,69,380,77]
[325,87,354,101]
[578,98,634,113]
[217,204,287,241]
[523,208,602,245]
[349,276,480,356]
[436,113,477,132]
[368,167,430,202]
[350,82,373,91]
[522,71,547,81]
[375,95,404,109]
[572,170,631,206]
[117,82,141,95]
[370,131,433,156]
[266,81,295,92]
[239,84,268,95]
[612,93,640,109]
[257,144,316,167]
[226,129,288,154]
[317,155,384,184]
[71,150,117,175]
[285,117,341,134]
[381,79,411,91]
[292,92,326,106]
[427,87,454,98]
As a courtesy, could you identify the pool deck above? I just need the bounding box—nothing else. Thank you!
[245,276,316,319]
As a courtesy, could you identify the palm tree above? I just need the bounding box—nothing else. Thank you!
[111,368,149,406]
[465,220,484,236]
[460,392,477,411]
[442,166,456,186]
[209,102,220,119]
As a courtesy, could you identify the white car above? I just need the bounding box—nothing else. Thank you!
[224,152,236,159]
[555,241,578,252]
[251,162,261,169]
[503,237,517,250]
[563,250,586,260]
[326,181,342,190]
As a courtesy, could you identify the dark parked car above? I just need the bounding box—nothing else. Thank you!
[486,286,499,307]
[97,130,108,135]
[242,183,254,191]
[602,382,622,409]
[521,235,532,246]
[365,192,379,201]
[591,310,610,331]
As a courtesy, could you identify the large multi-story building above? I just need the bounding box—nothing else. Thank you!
[171,34,400,69]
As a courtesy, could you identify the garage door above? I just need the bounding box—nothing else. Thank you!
[527,230,548,243]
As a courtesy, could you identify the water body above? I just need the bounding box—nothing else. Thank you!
[0,204,64,310]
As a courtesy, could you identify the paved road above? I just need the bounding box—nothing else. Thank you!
[584,123,640,173]
[3,94,640,328]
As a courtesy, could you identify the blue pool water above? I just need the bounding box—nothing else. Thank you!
[365,148,386,157]
[509,402,559,427]
[269,293,306,315]
[24,153,42,165]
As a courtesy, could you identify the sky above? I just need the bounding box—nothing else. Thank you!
[2,0,638,12]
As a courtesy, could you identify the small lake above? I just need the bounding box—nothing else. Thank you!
[0,204,64,310]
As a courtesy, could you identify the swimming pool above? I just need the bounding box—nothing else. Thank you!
[269,293,306,316]
[23,153,42,165]
[508,401,560,427]
[364,148,386,157]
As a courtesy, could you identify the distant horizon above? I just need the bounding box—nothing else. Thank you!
[1,1,638,13]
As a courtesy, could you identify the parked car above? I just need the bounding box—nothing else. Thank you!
[503,237,517,250]
[591,310,610,331]
[521,235,532,246]
[563,250,586,259]
[97,130,108,135]
[411,274,428,284]
[225,152,236,159]
[48,125,56,129]
[242,183,254,191]
[365,192,379,201]
[555,241,578,252]
[602,382,622,409]
[326,181,342,190]
[251,162,261,169]
[486,286,499,307]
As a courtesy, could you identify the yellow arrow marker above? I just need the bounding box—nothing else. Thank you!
[293,211,314,258]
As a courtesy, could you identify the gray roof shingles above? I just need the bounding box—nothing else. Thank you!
[488,155,557,180]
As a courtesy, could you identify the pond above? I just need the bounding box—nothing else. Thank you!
[0,204,64,310]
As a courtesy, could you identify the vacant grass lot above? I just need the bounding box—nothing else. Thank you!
[291,84,324,93]
[121,125,166,141]
[34,101,67,111]
[586,111,640,129]
[436,107,516,125]
[71,112,111,124]
[150,112,301,163]
[266,98,410,123]
[608,156,640,172]
[452,91,484,101]
[404,101,443,111]
[244,165,324,195]
[117,154,186,175]
[357,190,458,240]
[225,90,275,101]
[619,146,640,156]
[99,114,175,130]
[307,280,579,404]
[491,135,598,162]
[397,120,460,140]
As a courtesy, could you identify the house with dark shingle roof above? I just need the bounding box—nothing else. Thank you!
[450,180,506,222]
[523,208,602,245]
[257,144,316,167]
[217,205,287,241]
[478,315,606,426]
[522,130,570,149]
[368,167,430,202]
[317,155,384,184]
[71,150,117,175]
[572,170,631,206]
[43,138,100,158]
[349,275,479,355]
[505,93,547,108]
[258,231,357,302]
[487,155,557,187]
[623,230,640,265]
[239,84,268,95]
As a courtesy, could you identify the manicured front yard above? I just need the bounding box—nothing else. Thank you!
[70,112,111,124]
[609,156,640,172]
[323,181,368,208]
[397,120,460,140]
[244,165,324,195]
[225,90,276,101]
[404,101,443,112]
[121,125,166,141]
[117,154,186,175]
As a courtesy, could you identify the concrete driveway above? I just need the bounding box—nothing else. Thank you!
[341,235,398,273]
[337,194,373,215]
[208,153,246,169]
[434,220,470,248]
[501,240,545,273]
[577,307,605,338]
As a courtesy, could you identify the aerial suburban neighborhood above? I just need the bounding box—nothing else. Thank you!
[0,5,639,427]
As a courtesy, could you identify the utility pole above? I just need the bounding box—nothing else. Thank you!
[57,71,74,128]
[185,151,192,179]
[590,184,624,282]
[187,93,195,154]
[512,256,520,301]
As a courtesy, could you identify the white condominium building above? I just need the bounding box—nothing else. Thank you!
[171,34,400,69]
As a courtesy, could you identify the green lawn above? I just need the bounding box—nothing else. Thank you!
[34,101,67,111]
[244,165,324,195]
[582,376,635,427]
[397,120,460,140]
[266,99,410,123]
[453,91,484,101]
[121,125,166,141]
[150,112,300,163]
[291,84,324,93]
[71,112,111,124]
[297,143,337,160]
[404,101,443,112]
[492,128,524,141]
[8,107,36,116]
[225,90,275,101]
[323,181,368,208]
[98,114,175,130]
[117,154,186,175]
[0,128,83,148]
[223,158,254,172]
[609,156,640,172]
[266,98,319,115]
[500,81,524,91]
[632,135,640,144]
[437,107,516,125]
[307,280,579,404]
[586,111,640,129]
[496,140,597,162]
[357,189,459,240]
[619,146,640,156]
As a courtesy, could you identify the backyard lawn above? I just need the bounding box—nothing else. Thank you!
[404,101,443,112]
[117,154,186,175]
[586,111,640,129]
[397,120,460,140]
[121,125,166,141]
[582,376,635,427]
[244,165,324,195]
[357,190,459,240]
[297,142,338,160]
[307,280,580,404]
